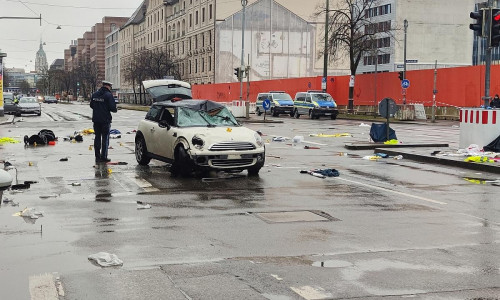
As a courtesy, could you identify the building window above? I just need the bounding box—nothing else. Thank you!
[208,56,211,71]
[202,7,205,23]
[202,58,205,72]
[195,11,199,25]
[209,30,212,45]
[195,35,198,48]
[209,4,213,19]
[195,58,198,73]
[202,33,205,47]
[189,14,192,27]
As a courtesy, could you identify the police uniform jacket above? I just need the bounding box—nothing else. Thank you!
[90,87,117,123]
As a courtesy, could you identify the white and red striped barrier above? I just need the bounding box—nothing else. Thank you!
[459,108,500,149]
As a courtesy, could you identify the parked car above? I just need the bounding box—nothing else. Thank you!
[135,98,265,177]
[255,91,294,117]
[3,93,20,116]
[17,97,42,116]
[293,90,339,120]
[43,96,58,104]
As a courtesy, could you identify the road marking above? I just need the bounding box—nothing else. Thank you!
[125,173,159,192]
[336,177,447,205]
[29,273,60,300]
[458,213,500,227]
[290,286,332,300]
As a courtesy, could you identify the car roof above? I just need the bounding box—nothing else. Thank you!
[153,99,225,111]
[143,79,191,90]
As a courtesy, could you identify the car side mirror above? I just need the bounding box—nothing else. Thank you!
[158,120,171,130]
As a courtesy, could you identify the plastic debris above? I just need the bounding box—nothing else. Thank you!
[292,136,304,144]
[304,145,320,149]
[137,201,152,209]
[88,252,123,267]
[106,162,128,165]
[464,156,494,163]
[384,139,400,145]
[309,133,351,137]
[363,155,382,160]
[300,170,326,178]
[109,129,121,135]
[13,207,44,219]
[272,136,286,142]
[81,129,94,135]
[393,155,403,160]
[71,182,81,186]
[359,123,371,127]
[374,153,389,158]
[0,137,20,145]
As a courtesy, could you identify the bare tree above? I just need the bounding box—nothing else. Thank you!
[123,47,181,105]
[19,80,31,94]
[322,0,393,111]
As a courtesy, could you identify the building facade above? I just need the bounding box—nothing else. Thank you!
[358,0,475,74]
[105,26,121,89]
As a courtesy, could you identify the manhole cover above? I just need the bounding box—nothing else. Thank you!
[253,210,337,223]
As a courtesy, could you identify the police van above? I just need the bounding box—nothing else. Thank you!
[293,90,339,120]
[255,91,294,117]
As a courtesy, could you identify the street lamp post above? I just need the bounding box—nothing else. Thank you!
[0,51,7,117]
[240,0,249,118]
[323,0,329,92]
[403,19,408,105]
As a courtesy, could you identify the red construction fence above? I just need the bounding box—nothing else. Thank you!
[192,65,500,108]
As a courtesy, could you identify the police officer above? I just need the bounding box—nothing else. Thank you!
[90,80,117,163]
[491,94,500,108]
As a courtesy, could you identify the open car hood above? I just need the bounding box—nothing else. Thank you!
[143,79,192,102]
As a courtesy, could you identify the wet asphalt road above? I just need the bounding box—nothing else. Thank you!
[0,102,499,300]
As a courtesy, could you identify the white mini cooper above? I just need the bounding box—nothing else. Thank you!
[135,98,265,176]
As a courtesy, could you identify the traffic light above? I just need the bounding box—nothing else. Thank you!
[470,10,484,36]
[491,9,500,47]
[398,71,404,81]
[234,67,241,80]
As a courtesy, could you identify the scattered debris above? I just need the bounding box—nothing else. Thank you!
[464,156,494,163]
[300,170,326,179]
[309,133,351,138]
[359,123,371,127]
[137,201,152,209]
[304,145,320,149]
[39,195,58,199]
[88,252,123,267]
[292,136,304,144]
[384,139,400,145]
[59,157,69,161]
[11,183,30,190]
[106,162,128,165]
[14,207,44,219]
[71,182,82,186]
[374,153,389,158]
[0,137,20,145]
[393,155,403,160]
[431,150,441,156]
[272,136,286,142]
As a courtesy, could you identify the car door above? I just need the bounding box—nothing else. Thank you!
[142,105,162,155]
[156,107,179,160]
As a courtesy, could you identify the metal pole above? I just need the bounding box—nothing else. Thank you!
[240,0,248,117]
[485,4,493,107]
[403,19,408,105]
[323,0,329,92]
[432,60,437,123]
[374,50,378,111]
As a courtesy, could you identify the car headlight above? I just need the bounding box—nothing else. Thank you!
[254,132,263,147]
[191,135,205,150]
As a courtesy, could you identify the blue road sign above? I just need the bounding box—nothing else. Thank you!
[262,99,271,111]
[401,79,410,89]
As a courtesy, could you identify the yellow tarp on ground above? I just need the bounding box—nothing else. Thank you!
[82,129,94,135]
[309,133,351,137]
[464,156,494,163]
[0,137,20,145]
[384,139,399,145]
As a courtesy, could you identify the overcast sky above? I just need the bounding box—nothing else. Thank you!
[1,0,141,71]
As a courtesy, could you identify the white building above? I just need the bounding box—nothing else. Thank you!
[105,25,121,90]
[358,0,475,74]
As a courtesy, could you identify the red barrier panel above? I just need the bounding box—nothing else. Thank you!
[192,65,500,108]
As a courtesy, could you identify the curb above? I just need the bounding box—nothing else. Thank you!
[374,148,500,174]
[345,143,449,150]
[0,115,14,125]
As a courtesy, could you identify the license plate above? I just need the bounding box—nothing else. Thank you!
[325,113,331,116]
[228,154,241,159]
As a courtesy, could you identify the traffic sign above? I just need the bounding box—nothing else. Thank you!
[401,79,410,89]
[379,98,398,118]
[262,99,271,111]
[405,59,418,63]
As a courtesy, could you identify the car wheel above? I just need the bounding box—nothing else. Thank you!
[135,135,151,165]
[15,113,21,117]
[331,114,337,120]
[294,109,300,119]
[256,108,262,116]
[271,108,278,117]
[171,145,193,177]
[37,112,41,116]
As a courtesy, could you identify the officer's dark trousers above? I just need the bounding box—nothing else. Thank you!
[93,122,111,160]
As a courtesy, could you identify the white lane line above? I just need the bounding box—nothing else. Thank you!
[458,213,500,227]
[29,273,60,300]
[336,177,447,205]
[290,286,332,300]
[125,173,159,192]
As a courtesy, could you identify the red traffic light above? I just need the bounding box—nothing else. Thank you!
[494,12,500,22]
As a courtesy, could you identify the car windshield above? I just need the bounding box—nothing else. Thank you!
[177,106,239,127]
[272,94,292,101]
[311,93,334,102]
[20,97,37,103]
